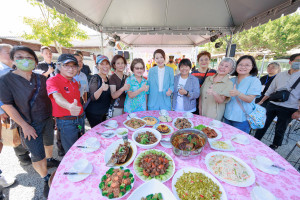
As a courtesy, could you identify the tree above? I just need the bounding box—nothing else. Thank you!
[200,13,300,57]
[22,0,88,54]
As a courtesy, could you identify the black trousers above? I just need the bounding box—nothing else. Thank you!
[255,103,297,146]
[86,112,106,128]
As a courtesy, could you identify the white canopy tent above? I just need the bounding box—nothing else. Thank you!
[39,0,299,48]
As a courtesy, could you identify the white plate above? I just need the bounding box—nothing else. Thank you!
[158,115,173,123]
[205,125,223,141]
[159,110,169,116]
[100,130,116,139]
[172,167,227,200]
[172,117,194,129]
[153,124,174,135]
[123,118,147,131]
[100,167,135,200]
[141,116,160,126]
[133,149,175,183]
[183,112,193,118]
[205,152,255,187]
[127,179,176,200]
[104,123,118,129]
[104,139,137,167]
[251,186,277,200]
[231,134,250,145]
[132,128,161,149]
[67,159,93,182]
[251,158,280,175]
[127,113,138,120]
[115,128,129,138]
[209,140,236,151]
[80,137,101,153]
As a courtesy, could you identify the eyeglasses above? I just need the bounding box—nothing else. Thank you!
[62,64,79,70]
[238,64,252,68]
[199,58,209,62]
[14,56,35,61]
[134,67,144,70]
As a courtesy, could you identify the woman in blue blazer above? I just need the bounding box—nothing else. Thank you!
[173,59,200,112]
[148,49,174,110]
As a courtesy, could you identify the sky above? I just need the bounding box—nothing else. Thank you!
[0,0,98,36]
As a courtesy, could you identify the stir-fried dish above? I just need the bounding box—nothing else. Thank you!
[99,167,134,199]
[141,193,163,200]
[135,131,158,145]
[174,118,192,129]
[156,125,171,134]
[202,127,218,138]
[172,132,205,151]
[175,172,222,200]
[125,118,146,129]
[208,154,251,184]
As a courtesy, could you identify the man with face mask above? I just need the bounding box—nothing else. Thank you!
[255,53,300,150]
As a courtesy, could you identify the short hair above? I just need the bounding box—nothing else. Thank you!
[220,57,236,74]
[232,55,258,76]
[111,55,127,70]
[0,44,13,52]
[10,46,38,64]
[268,62,281,72]
[130,58,145,72]
[40,46,51,53]
[290,53,300,62]
[178,59,192,69]
[153,49,166,60]
[73,53,81,58]
[75,50,83,57]
[197,51,211,62]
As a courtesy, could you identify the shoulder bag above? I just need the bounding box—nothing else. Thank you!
[269,76,300,102]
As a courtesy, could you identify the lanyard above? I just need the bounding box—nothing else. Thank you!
[264,75,276,85]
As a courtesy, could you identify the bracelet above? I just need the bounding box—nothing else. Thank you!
[184,91,189,96]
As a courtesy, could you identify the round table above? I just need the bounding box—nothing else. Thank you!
[48,111,300,200]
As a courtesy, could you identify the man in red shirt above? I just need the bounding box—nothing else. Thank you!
[47,54,84,152]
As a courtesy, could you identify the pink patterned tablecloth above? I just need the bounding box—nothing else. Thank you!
[48,111,300,200]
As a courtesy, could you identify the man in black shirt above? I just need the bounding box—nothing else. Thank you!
[36,46,55,78]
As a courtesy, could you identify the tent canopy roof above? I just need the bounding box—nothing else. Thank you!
[40,0,299,46]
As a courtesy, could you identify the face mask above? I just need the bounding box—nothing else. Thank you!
[291,62,300,70]
[15,59,36,71]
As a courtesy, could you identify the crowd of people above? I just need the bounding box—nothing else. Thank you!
[0,44,299,198]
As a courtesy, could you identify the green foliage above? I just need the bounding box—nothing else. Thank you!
[22,0,88,53]
[200,13,300,57]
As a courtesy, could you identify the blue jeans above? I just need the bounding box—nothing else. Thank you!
[224,118,251,134]
[56,116,85,153]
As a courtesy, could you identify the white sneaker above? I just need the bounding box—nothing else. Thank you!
[0,175,15,188]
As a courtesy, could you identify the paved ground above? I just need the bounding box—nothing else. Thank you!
[0,120,299,200]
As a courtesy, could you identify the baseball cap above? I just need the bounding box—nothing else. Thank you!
[96,55,110,65]
[57,54,78,65]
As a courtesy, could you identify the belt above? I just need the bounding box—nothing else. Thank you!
[56,114,84,120]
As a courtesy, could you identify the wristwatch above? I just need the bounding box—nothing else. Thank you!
[184,91,189,96]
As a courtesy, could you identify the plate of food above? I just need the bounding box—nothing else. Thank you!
[99,167,134,199]
[205,152,256,187]
[127,179,176,200]
[123,118,147,131]
[158,115,172,123]
[154,124,174,135]
[142,116,160,126]
[133,149,175,183]
[194,124,222,140]
[172,167,227,200]
[172,117,194,130]
[104,139,137,167]
[132,128,161,149]
[209,140,236,151]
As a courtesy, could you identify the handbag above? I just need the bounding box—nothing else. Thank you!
[236,98,266,129]
[84,75,101,110]
[269,76,300,102]
[107,75,126,119]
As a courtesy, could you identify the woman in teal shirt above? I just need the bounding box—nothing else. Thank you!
[224,55,261,133]
[124,58,149,113]
[148,49,174,110]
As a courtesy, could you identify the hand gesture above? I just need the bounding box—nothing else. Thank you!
[47,66,54,74]
[22,124,38,141]
[229,84,240,97]
[0,113,8,122]
[206,85,215,96]
[166,88,172,96]
[101,79,109,91]
[69,99,81,116]
[178,87,187,96]
[122,83,130,91]
[292,111,300,119]
[141,84,149,92]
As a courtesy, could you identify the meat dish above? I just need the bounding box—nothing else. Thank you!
[135,131,158,145]
[172,132,205,151]
[174,118,192,129]
[124,118,146,129]
[99,167,134,199]
[202,127,218,138]
[156,124,171,134]
[111,142,133,165]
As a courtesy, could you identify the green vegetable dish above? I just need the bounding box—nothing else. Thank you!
[141,193,163,200]
[175,172,222,200]
[99,167,134,199]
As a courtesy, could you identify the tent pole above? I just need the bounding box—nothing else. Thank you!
[259,54,266,78]
[101,31,104,54]
[226,30,233,57]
